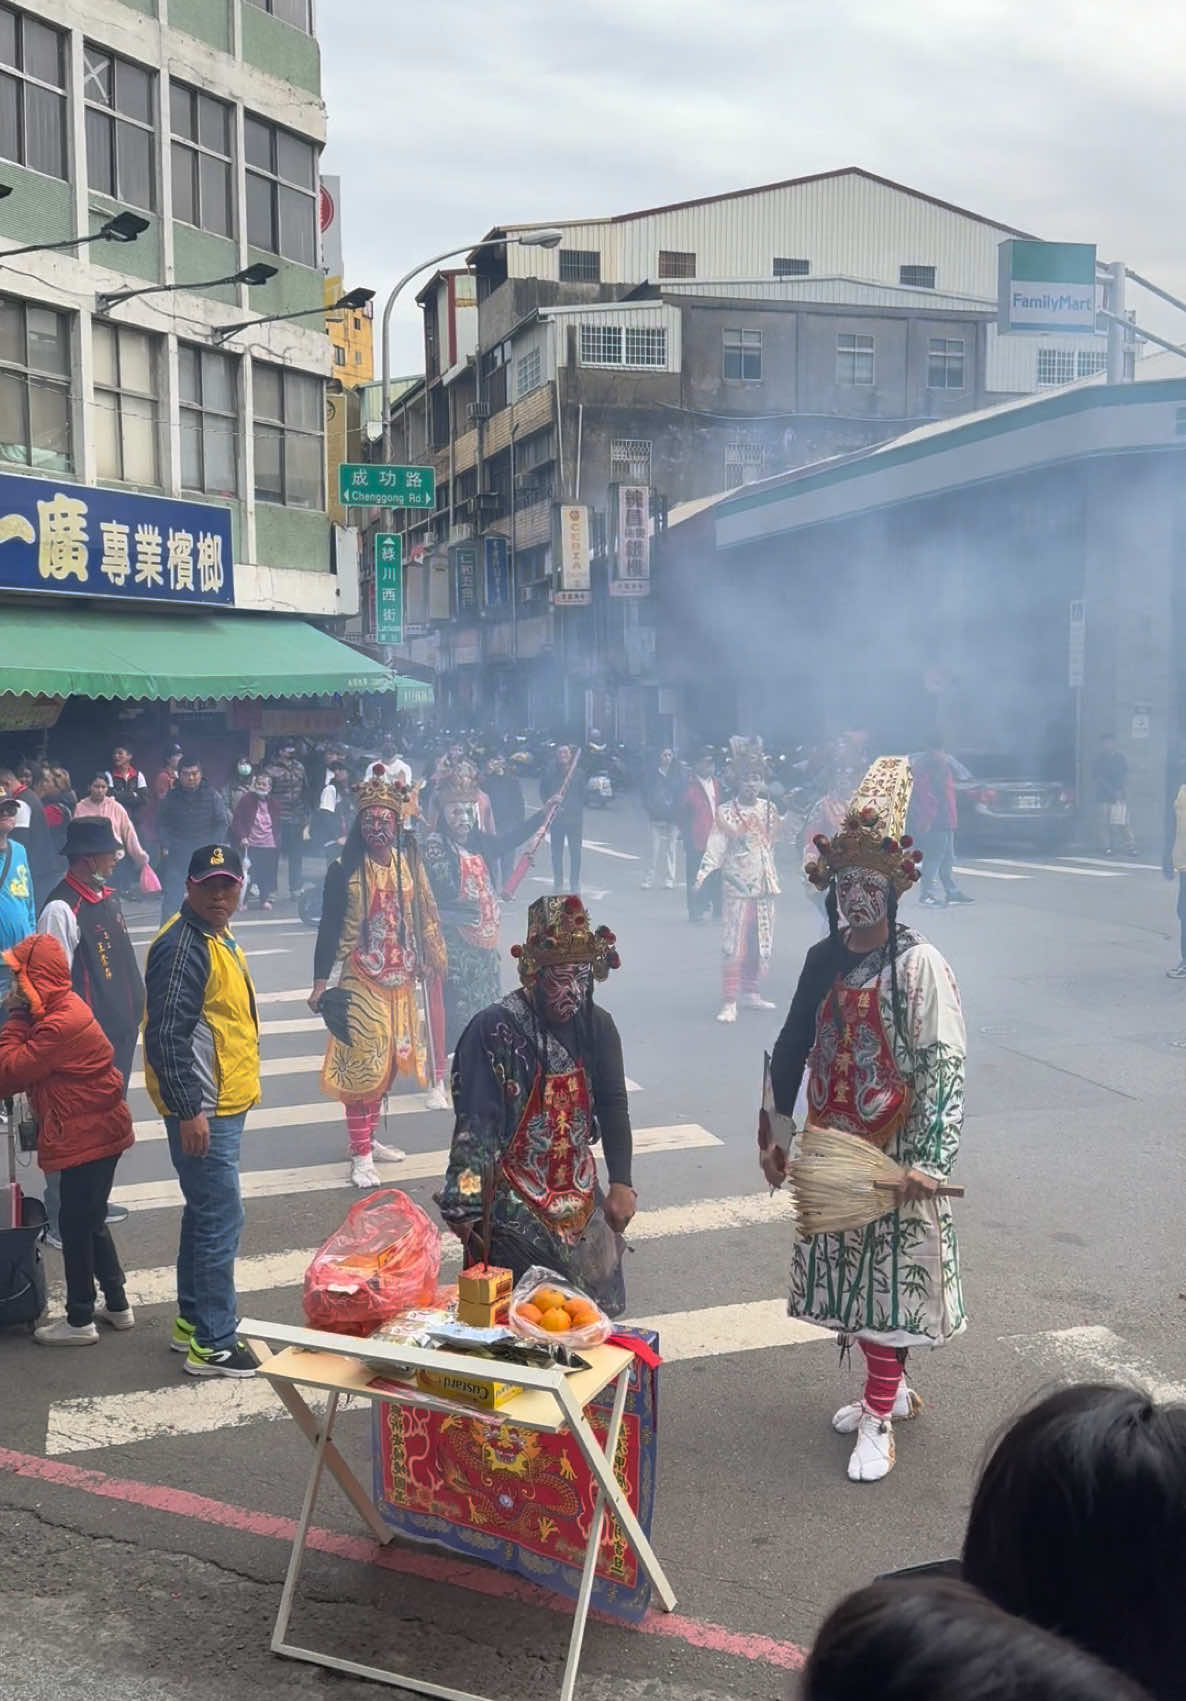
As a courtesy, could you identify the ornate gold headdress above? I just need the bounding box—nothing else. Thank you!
[510,894,621,987]
[804,756,923,896]
[355,767,420,822]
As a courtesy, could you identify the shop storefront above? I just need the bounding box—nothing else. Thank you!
[0,469,429,775]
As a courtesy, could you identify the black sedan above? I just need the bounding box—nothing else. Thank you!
[954,755,1075,852]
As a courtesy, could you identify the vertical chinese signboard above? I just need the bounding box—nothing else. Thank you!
[553,503,592,606]
[451,543,479,617]
[483,534,510,609]
[374,533,403,643]
[611,484,651,597]
[0,470,234,605]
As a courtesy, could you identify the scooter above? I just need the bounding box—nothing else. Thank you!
[586,771,613,808]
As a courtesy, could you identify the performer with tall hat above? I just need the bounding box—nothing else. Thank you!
[694,755,783,1022]
[308,768,449,1187]
[762,757,966,1484]
[438,894,636,1305]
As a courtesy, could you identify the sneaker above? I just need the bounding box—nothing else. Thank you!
[370,1139,406,1164]
[847,1407,896,1482]
[740,992,777,1011]
[833,1383,922,1434]
[716,1002,738,1024]
[95,1305,135,1332]
[424,1081,451,1110]
[1167,962,1186,979]
[183,1338,259,1379]
[350,1155,382,1188]
[44,1229,62,1251]
[170,1317,196,1354]
[919,894,942,908]
[640,880,653,890]
[947,891,975,905]
[105,1204,129,1226]
[34,1317,99,1347]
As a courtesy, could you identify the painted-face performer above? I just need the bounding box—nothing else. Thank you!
[764,758,967,1484]
[309,770,449,1187]
[694,760,783,1023]
[422,760,554,1053]
[438,895,636,1305]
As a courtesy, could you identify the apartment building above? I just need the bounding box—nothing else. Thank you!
[372,168,1109,738]
[0,0,376,721]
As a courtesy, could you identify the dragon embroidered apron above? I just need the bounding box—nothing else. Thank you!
[501,1064,597,1241]
[806,980,911,1149]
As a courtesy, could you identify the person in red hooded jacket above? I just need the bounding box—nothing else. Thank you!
[0,932,134,1347]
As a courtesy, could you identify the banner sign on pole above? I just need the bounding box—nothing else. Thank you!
[553,503,592,606]
[998,241,1099,335]
[611,483,651,597]
[374,533,403,644]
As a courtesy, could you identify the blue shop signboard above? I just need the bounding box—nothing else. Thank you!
[0,470,235,606]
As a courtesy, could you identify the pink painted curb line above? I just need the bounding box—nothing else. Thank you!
[0,1445,806,1672]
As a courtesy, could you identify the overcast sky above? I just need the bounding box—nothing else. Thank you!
[320,0,1186,374]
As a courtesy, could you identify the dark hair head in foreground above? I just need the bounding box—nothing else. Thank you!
[800,1576,1150,1701]
[963,1383,1186,1701]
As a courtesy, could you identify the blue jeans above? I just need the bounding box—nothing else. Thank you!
[165,1111,247,1352]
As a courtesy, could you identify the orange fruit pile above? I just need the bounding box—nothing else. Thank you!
[520,1285,601,1335]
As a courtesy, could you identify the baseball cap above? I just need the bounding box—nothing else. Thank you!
[187,844,244,883]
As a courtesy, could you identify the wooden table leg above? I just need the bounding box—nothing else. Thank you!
[265,1374,392,1545]
[272,1389,339,1651]
[558,1365,631,1701]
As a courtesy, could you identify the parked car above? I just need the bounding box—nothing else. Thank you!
[954,754,1075,852]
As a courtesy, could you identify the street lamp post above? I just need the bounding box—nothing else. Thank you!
[379,229,562,461]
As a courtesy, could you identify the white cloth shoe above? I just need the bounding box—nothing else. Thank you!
[349,1155,382,1189]
[716,1002,738,1023]
[740,992,777,1011]
[833,1383,921,1434]
[34,1317,99,1346]
[94,1305,135,1332]
[424,1081,451,1110]
[370,1139,406,1164]
[847,1407,896,1482]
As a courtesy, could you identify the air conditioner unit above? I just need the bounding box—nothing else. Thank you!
[467,401,491,422]
[475,490,500,512]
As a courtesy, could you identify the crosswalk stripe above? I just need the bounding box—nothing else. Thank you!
[84,1190,796,1311]
[582,840,641,862]
[1003,1323,1186,1403]
[952,865,1027,881]
[255,988,312,1005]
[977,857,1123,878]
[1061,856,1161,871]
[128,1077,644,1141]
[127,917,307,937]
[43,1294,820,1456]
[530,878,609,900]
[109,1123,721,1208]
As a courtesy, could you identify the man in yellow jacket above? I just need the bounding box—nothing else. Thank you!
[144,844,260,1378]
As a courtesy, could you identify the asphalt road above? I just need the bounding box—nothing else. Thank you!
[3,810,1185,1701]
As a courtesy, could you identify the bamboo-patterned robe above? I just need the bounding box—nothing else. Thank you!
[770,925,966,1348]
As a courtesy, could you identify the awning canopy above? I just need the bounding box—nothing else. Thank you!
[0,605,430,702]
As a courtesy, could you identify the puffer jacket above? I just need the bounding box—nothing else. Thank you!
[0,932,134,1174]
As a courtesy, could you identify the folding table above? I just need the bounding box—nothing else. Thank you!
[243,1316,677,1701]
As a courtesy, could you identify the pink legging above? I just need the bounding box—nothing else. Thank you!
[860,1339,903,1418]
[722,908,761,1002]
[345,1099,382,1157]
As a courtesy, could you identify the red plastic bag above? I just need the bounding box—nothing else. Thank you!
[139,861,162,895]
[303,1189,441,1338]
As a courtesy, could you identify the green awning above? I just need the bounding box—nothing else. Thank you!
[0,605,429,702]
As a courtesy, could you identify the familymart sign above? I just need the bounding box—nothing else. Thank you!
[998,240,1098,335]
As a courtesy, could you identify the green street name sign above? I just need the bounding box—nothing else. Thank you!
[374,533,403,643]
[338,463,436,508]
